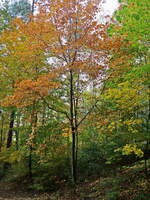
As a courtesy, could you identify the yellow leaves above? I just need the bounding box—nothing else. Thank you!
[108,122,116,132]
[0,16,56,80]
[124,119,142,126]
[98,119,121,134]
[0,149,22,164]
[104,80,146,111]
[107,121,122,133]
[8,151,21,163]
[62,127,71,137]
[98,116,142,135]
[122,144,144,158]
[122,119,142,134]
[115,144,144,158]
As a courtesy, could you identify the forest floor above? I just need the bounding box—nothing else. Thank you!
[0,177,101,200]
[0,162,150,200]
[0,179,42,200]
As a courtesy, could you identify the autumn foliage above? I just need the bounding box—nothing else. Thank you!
[2,74,59,108]
[0,0,149,196]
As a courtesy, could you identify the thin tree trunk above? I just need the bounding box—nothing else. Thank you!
[74,93,79,180]
[15,131,19,150]
[29,145,33,179]
[17,116,20,150]
[42,103,46,126]
[144,84,150,182]
[7,111,15,148]
[0,113,4,152]
[70,70,77,184]
[28,104,37,179]
[4,111,15,171]
[15,113,20,150]
[31,0,35,15]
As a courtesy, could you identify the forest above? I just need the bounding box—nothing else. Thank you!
[0,0,149,199]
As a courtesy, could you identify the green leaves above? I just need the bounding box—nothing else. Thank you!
[112,0,150,44]
[0,6,11,31]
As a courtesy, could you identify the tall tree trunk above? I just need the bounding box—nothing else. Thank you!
[70,70,77,184]
[42,103,46,126]
[15,130,19,150]
[15,113,20,150]
[4,111,15,171]
[28,104,37,179]
[0,113,4,152]
[7,111,15,148]
[74,93,79,180]
[31,0,35,15]
[29,145,33,179]
[144,84,150,182]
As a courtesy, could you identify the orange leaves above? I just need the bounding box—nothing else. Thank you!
[100,119,109,126]
[2,74,60,108]
[0,0,121,116]
[62,127,71,137]
[15,17,56,49]
[113,26,122,30]
[0,0,112,83]
[62,133,70,137]
[0,20,50,82]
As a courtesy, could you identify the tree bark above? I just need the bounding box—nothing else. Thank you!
[28,104,37,179]
[7,111,15,148]
[70,70,77,184]
[0,113,4,152]
[31,0,35,15]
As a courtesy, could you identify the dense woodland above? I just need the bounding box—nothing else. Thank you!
[0,0,149,199]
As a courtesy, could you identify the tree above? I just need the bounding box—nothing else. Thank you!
[0,0,31,31]
[34,0,114,183]
[0,0,119,183]
[0,0,11,31]
[98,0,150,164]
[0,0,33,153]
[9,0,31,21]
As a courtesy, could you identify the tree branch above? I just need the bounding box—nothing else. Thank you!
[42,98,71,121]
